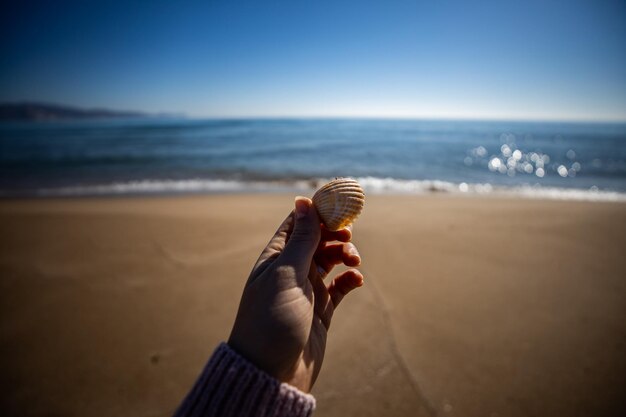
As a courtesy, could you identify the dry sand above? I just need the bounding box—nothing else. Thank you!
[0,194,625,417]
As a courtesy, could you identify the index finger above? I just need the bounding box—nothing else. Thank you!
[320,224,352,244]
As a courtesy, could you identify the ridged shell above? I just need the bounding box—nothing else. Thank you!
[312,178,365,231]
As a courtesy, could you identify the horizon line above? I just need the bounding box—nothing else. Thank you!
[183,114,626,124]
[2,101,625,124]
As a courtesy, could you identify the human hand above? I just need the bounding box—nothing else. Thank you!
[228,197,364,393]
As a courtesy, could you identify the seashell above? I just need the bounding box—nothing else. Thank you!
[312,178,365,231]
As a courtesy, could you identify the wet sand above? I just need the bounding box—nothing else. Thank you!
[0,195,625,416]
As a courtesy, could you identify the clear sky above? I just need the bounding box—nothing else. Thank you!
[1,0,625,120]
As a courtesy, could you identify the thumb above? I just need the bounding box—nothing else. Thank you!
[280,196,321,274]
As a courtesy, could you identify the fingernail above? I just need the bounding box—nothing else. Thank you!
[295,197,310,219]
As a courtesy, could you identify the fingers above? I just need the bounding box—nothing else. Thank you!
[253,204,352,275]
[314,242,361,278]
[328,269,364,308]
[251,197,355,290]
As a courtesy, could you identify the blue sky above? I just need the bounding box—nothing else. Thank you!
[1,0,625,120]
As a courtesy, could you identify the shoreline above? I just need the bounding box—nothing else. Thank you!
[2,177,625,203]
[2,191,626,206]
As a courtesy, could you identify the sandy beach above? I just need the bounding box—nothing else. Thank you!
[0,194,625,417]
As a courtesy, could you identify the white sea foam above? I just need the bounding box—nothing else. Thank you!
[36,179,313,196]
[355,176,626,202]
[34,177,626,202]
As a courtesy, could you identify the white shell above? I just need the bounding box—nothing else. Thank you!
[312,178,365,231]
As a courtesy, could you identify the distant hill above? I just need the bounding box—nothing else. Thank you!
[0,102,148,121]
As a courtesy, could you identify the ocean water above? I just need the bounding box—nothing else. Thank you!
[1,118,625,201]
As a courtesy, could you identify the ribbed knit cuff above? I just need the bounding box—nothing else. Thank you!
[174,343,316,417]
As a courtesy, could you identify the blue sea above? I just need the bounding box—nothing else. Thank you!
[1,118,625,201]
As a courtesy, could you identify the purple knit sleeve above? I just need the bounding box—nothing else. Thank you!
[173,343,316,417]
